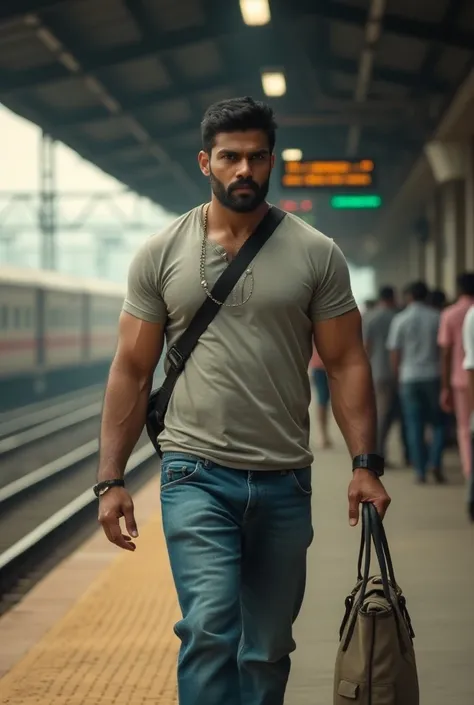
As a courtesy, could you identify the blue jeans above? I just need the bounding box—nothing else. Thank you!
[399,378,446,480]
[160,452,314,705]
[312,368,330,407]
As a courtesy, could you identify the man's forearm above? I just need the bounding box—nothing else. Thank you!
[97,359,153,481]
[441,347,452,389]
[327,358,377,456]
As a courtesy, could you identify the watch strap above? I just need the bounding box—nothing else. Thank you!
[352,453,384,477]
[93,479,125,498]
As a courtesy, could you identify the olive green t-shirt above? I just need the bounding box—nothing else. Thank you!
[122,205,357,470]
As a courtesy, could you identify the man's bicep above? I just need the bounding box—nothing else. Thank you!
[313,308,364,369]
[115,311,165,377]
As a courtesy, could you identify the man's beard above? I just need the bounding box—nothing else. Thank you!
[209,169,270,213]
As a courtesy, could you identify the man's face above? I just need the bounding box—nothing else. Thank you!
[198,130,274,213]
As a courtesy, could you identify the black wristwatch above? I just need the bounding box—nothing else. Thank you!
[352,454,384,477]
[93,479,125,498]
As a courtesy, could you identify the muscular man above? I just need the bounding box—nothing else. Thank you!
[96,96,390,705]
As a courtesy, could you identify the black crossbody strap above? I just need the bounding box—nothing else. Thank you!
[152,205,286,421]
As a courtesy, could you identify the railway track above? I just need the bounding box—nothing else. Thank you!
[0,384,104,440]
[0,373,164,613]
[0,432,157,613]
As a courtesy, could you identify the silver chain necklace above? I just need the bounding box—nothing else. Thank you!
[199,204,254,307]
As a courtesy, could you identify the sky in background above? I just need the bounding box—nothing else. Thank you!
[0,104,374,301]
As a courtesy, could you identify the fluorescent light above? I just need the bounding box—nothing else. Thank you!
[240,0,271,26]
[282,149,302,161]
[261,71,286,97]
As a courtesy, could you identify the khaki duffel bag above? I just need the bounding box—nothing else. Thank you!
[333,502,419,705]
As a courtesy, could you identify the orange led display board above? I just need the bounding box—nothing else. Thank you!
[281,159,375,189]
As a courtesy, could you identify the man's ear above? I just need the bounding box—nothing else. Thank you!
[198,150,210,177]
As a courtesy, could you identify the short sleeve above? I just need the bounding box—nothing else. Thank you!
[122,241,167,324]
[310,241,358,322]
[462,307,474,370]
[437,309,453,347]
[386,315,403,351]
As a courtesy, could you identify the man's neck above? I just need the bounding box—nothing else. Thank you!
[207,197,269,239]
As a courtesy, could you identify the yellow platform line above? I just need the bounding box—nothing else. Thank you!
[0,512,180,704]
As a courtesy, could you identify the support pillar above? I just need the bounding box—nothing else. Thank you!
[409,236,425,280]
[39,132,57,270]
[465,136,474,270]
[424,139,468,300]
[440,178,465,300]
[424,193,442,289]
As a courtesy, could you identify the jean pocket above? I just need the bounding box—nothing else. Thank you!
[161,457,201,490]
[291,467,312,495]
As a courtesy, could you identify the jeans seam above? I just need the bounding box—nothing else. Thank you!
[291,470,312,496]
[242,472,252,523]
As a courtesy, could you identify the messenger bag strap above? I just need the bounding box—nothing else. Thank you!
[152,205,286,422]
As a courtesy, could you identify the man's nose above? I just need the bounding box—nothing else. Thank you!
[235,159,252,178]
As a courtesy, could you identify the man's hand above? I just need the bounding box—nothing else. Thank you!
[440,386,454,414]
[348,469,391,526]
[98,487,138,551]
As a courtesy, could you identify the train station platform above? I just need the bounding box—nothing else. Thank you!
[0,411,472,705]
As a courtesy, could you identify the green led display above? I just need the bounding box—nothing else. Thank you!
[331,195,382,209]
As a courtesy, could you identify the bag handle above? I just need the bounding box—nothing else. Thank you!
[343,503,396,651]
[357,503,398,593]
[146,205,286,451]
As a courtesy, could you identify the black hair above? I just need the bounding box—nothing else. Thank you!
[379,286,395,302]
[406,281,429,302]
[456,272,474,296]
[428,289,446,309]
[201,96,277,154]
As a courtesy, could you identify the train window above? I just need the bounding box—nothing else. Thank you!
[14,307,21,329]
[24,308,32,328]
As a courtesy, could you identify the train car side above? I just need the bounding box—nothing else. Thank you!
[0,266,125,411]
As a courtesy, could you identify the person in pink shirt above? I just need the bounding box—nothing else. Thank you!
[310,346,332,449]
[438,272,474,479]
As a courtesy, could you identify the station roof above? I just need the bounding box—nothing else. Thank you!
[1,0,474,261]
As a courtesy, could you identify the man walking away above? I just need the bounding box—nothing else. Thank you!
[438,272,474,481]
[310,345,332,449]
[428,289,447,310]
[363,286,408,465]
[462,304,474,521]
[95,96,390,705]
[387,281,446,484]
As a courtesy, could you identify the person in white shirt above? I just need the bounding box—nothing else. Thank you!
[462,304,474,521]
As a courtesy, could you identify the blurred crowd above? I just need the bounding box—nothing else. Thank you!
[310,273,474,523]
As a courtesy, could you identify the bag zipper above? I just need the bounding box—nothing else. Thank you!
[367,615,376,705]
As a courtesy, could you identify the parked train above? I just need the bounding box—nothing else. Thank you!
[0,265,126,411]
